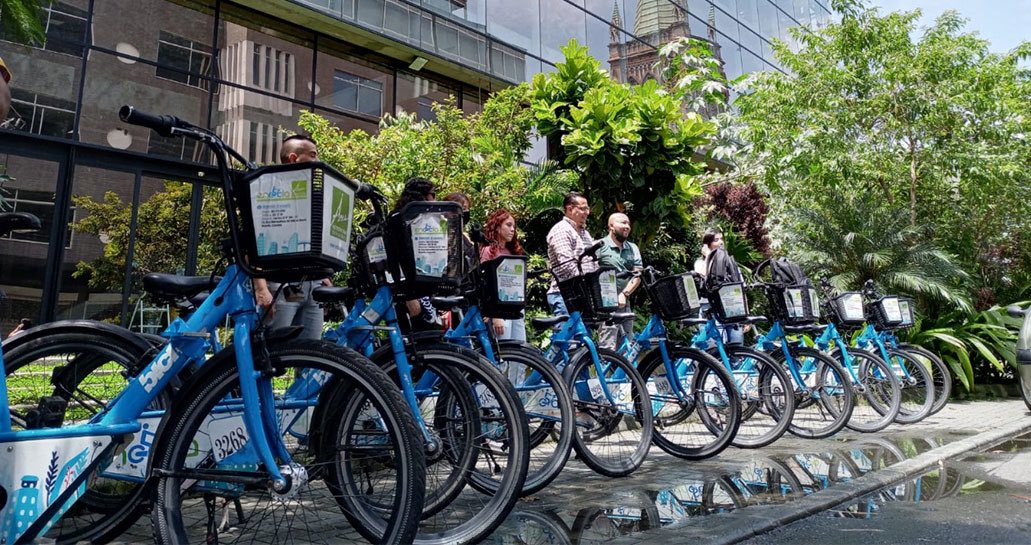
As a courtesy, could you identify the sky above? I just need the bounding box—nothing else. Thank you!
[871,0,1030,53]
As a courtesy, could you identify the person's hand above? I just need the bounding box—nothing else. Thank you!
[254,281,275,317]
[321,277,332,287]
[493,318,506,336]
[618,292,628,308]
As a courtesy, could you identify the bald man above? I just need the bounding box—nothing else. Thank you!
[597,212,643,350]
[254,135,331,339]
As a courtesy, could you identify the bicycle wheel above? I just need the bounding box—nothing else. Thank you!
[564,347,653,476]
[830,347,902,433]
[150,339,425,545]
[488,341,574,496]
[774,347,855,439]
[2,322,164,544]
[898,343,951,415]
[367,344,479,518]
[377,342,530,545]
[886,348,935,424]
[637,347,740,459]
[716,345,795,448]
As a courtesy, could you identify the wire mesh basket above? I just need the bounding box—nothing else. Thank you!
[645,272,702,321]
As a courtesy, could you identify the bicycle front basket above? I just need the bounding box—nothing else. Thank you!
[646,273,701,321]
[352,230,391,297]
[478,255,528,320]
[709,282,749,324]
[236,161,357,280]
[384,201,465,298]
[870,296,904,329]
[829,292,865,327]
[557,267,618,319]
[767,284,820,325]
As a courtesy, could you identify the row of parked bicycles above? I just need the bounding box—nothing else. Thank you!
[0,106,952,545]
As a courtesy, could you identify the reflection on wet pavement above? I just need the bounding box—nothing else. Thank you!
[486,433,1024,544]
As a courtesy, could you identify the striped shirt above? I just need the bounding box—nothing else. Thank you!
[546,217,598,293]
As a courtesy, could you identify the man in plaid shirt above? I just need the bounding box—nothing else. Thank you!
[546,191,598,315]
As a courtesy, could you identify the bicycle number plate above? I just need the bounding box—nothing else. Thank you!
[586,378,634,412]
[519,386,562,418]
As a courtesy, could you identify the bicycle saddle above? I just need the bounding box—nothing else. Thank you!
[783,323,827,333]
[311,286,354,303]
[530,315,569,330]
[0,212,40,238]
[143,273,221,299]
[430,295,465,311]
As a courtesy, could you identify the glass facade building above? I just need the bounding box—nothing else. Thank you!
[0,0,830,332]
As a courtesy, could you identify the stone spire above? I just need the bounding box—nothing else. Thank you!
[634,0,680,37]
[610,1,622,43]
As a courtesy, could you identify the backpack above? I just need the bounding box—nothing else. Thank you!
[768,257,810,287]
[705,248,743,292]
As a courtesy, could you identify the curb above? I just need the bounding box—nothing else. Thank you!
[615,415,1031,545]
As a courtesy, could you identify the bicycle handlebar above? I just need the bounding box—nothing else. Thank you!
[119,106,190,137]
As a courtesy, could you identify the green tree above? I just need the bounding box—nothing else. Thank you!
[732,0,1031,305]
[1,0,49,45]
[299,85,571,224]
[71,183,225,292]
[530,39,713,243]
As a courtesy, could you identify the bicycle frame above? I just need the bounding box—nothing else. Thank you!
[853,324,916,384]
[543,310,630,412]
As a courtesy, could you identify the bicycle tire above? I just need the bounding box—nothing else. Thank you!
[2,322,165,544]
[150,339,425,545]
[771,346,855,439]
[637,346,741,459]
[487,341,574,496]
[898,343,951,415]
[829,347,902,433]
[708,345,795,448]
[564,347,653,476]
[886,348,935,424]
[375,342,530,545]
[366,344,479,517]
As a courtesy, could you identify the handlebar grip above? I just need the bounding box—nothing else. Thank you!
[528,268,550,280]
[119,105,188,137]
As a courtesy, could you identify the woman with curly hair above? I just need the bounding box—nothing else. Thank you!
[480,209,525,341]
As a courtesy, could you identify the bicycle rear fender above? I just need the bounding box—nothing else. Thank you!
[2,320,154,368]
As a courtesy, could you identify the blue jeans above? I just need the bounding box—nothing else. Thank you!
[547,292,568,316]
[497,318,527,342]
[270,280,324,340]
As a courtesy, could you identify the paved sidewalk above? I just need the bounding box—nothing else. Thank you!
[587,399,1031,545]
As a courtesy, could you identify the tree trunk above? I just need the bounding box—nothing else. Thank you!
[908,135,918,227]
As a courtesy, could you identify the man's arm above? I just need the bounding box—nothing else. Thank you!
[0,67,11,121]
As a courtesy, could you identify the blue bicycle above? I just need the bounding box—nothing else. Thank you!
[528,243,653,477]
[610,267,750,455]
[319,194,530,545]
[1,108,426,545]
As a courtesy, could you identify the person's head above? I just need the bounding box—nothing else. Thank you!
[443,191,470,211]
[484,209,524,255]
[563,191,590,228]
[280,134,318,164]
[443,191,471,222]
[393,177,436,212]
[608,212,631,244]
[702,228,724,251]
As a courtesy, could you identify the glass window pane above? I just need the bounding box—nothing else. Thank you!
[541,0,586,64]
[395,71,457,121]
[55,166,135,323]
[78,50,211,154]
[91,0,215,65]
[0,155,62,328]
[1,40,83,139]
[486,0,541,58]
[315,38,393,119]
[757,0,780,42]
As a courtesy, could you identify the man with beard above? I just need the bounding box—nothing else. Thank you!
[597,212,642,350]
